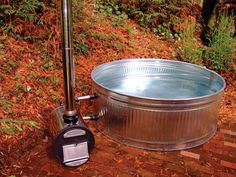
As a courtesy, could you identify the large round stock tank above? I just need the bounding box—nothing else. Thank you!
[91,59,226,150]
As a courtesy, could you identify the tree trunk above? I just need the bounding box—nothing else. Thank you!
[202,0,219,25]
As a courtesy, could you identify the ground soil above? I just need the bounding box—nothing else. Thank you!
[0,1,236,177]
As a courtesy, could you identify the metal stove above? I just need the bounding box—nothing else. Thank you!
[49,0,95,167]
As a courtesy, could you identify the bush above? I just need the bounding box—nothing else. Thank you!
[0,0,45,25]
[203,14,236,71]
[179,14,236,71]
[0,0,60,44]
[178,18,203,65]
[96,0,200,38]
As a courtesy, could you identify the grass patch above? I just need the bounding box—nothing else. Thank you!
[178,14,235,71]
[203,14,236,71]
[0,118,40,135]
[178,18,203,65]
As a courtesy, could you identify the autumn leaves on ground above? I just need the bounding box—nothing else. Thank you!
[0,0,236,176]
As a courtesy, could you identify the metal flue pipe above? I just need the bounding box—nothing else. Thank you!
[49,0,95,167]
[60,0,77,119]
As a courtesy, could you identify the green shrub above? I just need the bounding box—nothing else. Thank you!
[112,13,128,26]
[203,14,236,71]
[178,18,203,65]
[96,0,201,38]
[95,0,197,38]
[0,0,45,25]
[0,0,46,41]
[178,14,235,72]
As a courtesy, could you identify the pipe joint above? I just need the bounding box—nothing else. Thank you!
[63,114,79,124]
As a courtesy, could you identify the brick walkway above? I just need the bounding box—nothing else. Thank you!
[9,118,236,177]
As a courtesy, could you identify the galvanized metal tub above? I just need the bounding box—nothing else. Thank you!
[91,59,226,150]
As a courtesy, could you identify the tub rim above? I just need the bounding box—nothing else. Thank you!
[91,58,226,102]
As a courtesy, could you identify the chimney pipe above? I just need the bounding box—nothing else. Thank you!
[61,0,77,120]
